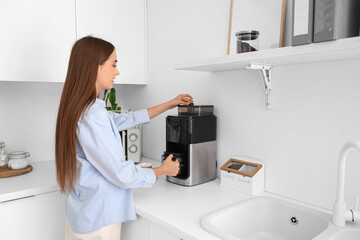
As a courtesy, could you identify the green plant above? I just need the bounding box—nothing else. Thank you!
[103,88,121,111]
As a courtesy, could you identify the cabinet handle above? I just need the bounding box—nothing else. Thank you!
[1,195,35,204]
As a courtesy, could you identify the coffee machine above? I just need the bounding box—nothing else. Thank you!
[162,104,217,186]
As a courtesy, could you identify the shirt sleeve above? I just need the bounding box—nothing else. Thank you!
[107,109,150,131]
[77,113,156,189]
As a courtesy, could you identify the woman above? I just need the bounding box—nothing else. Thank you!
[55,36,193,239]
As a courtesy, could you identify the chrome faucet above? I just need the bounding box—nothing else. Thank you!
[333,141,360,226]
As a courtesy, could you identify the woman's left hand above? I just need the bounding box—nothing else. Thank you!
[169,94,193,109]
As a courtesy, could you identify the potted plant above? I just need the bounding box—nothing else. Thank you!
[102,88,121,113]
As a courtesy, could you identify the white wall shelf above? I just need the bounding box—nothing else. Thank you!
[174,36,360,72]
[174,36,360,109]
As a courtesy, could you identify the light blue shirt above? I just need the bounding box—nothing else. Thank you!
[66,98,156,234]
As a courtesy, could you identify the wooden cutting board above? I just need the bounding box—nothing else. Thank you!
[0,165,33,178]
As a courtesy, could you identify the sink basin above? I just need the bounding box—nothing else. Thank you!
[201,197,330,240]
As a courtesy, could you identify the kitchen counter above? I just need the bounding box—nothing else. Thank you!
[0,159,250,239]
[134,157,251,240]
[133,157,337,240]
[0,161,59,203]
[0,158,337,240]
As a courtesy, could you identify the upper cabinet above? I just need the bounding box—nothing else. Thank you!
[76,0,147,85]
[0,0,147,84]
[0,0,76,82]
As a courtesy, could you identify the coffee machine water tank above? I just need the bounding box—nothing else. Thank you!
[162,104,217,186]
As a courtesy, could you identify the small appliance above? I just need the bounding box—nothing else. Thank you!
[162,103,217,186]
[119,126,141,163]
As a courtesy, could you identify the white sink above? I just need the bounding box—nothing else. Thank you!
[201,197,331,240]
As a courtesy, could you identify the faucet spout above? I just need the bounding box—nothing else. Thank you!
[333,140,360,226]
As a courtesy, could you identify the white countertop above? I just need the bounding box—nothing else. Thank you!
[133,158,335,240]
[0,158,251,239]
[133,157,251,240]
[2,158,335,240]
[0,161,59,203]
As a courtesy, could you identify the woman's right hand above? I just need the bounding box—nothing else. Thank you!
[153,154,180,177]
[162,154,180,176]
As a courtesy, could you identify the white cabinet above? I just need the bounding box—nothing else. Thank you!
[122,215,183,240]
[0,0,76,82]
[0,191,66,240]
[121,215,150,240]
[76,0,147,85]
[149,222,183,240]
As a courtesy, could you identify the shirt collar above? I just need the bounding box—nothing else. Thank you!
[95,98,106,108]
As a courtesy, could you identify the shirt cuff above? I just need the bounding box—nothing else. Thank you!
[136,109,150,125]
[140,167,157,188]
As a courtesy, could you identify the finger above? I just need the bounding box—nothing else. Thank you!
[182,95,193,100]
[181,97,193,104]
[181,100,192,104]
[184,94,193,99]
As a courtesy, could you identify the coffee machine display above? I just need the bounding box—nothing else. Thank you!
[162,103,217,186]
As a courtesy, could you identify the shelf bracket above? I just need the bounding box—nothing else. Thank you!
[246,64,272,109]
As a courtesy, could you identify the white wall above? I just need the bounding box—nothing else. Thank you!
[117,0,360,211]
[0,82,123,163]
[0,82,63,162]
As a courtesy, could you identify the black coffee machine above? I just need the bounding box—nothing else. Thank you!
[162,103,217,186]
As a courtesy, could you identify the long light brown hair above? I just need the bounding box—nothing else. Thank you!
[55,36,114,193]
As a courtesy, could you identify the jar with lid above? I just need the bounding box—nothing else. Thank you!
[235,30,259,53]
[0,141,7,168]
[7,151,30,170]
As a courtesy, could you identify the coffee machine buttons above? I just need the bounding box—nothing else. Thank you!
[129,133,138,142]
[129,144,138,153]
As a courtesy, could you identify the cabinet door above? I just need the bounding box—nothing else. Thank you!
[0,0,76,82]
[121,215,150,240]
[0,191,66,240]
[76,0,147,85]
[149,222,183,240]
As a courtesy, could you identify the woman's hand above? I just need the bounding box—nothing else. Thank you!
[147,94,193,119]
[162,154,180,176]
[168,94,193,109]
[153,154,180,177]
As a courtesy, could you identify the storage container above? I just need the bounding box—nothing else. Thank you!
[0,141,7,168]
[178,104,214,116]
[235,30,259,53]
[7,151,30,170]
[220,155,264,195]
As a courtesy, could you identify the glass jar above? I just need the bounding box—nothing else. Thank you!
[7,151,30,170]
[235,30,259,53]
[0,141,7,168]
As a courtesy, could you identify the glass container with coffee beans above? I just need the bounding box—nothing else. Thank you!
[235,30,259,53]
